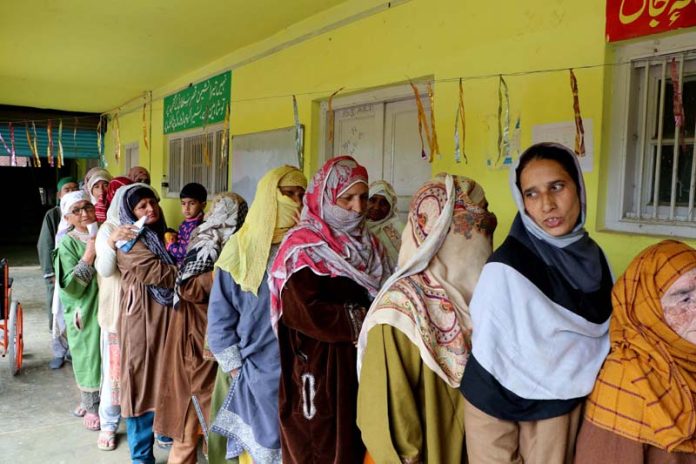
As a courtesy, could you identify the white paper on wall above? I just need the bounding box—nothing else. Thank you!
[531,119,593,172]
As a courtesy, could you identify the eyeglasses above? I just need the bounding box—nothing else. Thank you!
[70,204,95,215]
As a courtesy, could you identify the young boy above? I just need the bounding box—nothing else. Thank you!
[165,182,207,265]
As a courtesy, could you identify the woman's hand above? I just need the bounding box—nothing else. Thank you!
[108,225,138,249]
[83,238,97,265]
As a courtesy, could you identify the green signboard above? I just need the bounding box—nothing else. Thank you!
[163,71,231,134]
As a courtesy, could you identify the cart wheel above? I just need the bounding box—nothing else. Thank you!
[8,301,22,376]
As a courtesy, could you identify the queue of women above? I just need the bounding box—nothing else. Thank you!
[47,143,696,464]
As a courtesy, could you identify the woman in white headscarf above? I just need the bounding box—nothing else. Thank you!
[366,180,404,269]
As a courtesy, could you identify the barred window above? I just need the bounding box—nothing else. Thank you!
[605,31,696,238]
[167,125,229,196]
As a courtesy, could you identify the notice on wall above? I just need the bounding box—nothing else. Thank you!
[606,0,696,42]
[163,71,231,134]
[532,119,594,172]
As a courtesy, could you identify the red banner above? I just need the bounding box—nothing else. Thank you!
[606,0,696,42]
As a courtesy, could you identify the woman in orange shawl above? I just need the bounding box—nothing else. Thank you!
[575,240,696,463]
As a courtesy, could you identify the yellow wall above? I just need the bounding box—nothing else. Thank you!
[102,0,695,275]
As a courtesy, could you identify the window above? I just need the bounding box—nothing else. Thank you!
[167,125,229,197]
[605,31,696,237]
[124,142,139,174]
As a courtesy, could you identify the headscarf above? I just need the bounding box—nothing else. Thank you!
[585,240,696,452]
[215,166,307,294]
[95,176,132,223]
[57,190,90,241]
[269,156,391,332]
[174,192,248,307]
[366,180,405,269]
[85,168,112,203]
[510,142,603,293]
[127,166,150,184]
[119,185,175,306]
[358,174,497,387]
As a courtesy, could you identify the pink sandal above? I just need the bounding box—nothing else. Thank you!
[83,412,100,431]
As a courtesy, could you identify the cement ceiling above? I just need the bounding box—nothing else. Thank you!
[0,0,347,113]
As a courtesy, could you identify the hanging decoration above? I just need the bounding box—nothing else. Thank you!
[31,122,40,166]
[113,113,121,164]
[57,119,65,168]
[0,127,11,157]
[8,123,16,167]
[670,58,686,153]
[96,116,104,163]
[454,78,468,164]
[293,95,303,169]
[26,123,40,167]
[496,75,511,165]
[327,87,344,146]
[427,82,441,160]
[220,102,230,167]
[410,81,436,162]
[47,120,54,167]
[73,117,79,158]
[569,69,586,157]
[142,94,150,153]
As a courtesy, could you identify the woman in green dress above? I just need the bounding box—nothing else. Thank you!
[54,190,102,431]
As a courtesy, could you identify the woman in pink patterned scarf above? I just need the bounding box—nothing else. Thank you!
[269,155,391,464]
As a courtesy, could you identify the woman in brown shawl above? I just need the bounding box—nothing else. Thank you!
[154,193,248,464]
[117,185,177,464]
[269,156,391,463]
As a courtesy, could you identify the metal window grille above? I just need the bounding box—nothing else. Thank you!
[623,51,696,224]
[167,126,229,195]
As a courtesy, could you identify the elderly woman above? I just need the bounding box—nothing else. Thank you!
[269,156,391,463]
[366,180,404,269]
[117,185,177,464]
[460,143,613,463]
[357,174,497,463]
[575,240,696,463]
[54,190,102,431]
[154,192,248,464]
[206,166,306,464]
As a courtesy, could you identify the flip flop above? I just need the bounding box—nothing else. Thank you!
[97,430,116,451]
[83,412,101,431]
[72,406,87,417]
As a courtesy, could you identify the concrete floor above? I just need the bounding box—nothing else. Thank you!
[0,266,170,463]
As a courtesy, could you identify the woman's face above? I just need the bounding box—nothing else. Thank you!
[336,182,369,215]
[519,158,581,237]
[133,197,160,225]
[66,200,96,231]
[661,267,696,344]
[366,194,391,221]
[279,186,305,205]
[91,180,108,200]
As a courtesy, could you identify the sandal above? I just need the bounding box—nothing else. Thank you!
[83,412,101,431]
[97,430,116,451]
[72,406,86,417]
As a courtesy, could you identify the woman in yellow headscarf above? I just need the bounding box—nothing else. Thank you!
[206,166,307,464]
[575,240,696,463]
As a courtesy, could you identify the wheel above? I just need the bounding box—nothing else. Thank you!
[8,301,22,376]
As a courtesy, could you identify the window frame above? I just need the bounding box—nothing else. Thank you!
[604,30,696,238]
[166,123,229,198]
